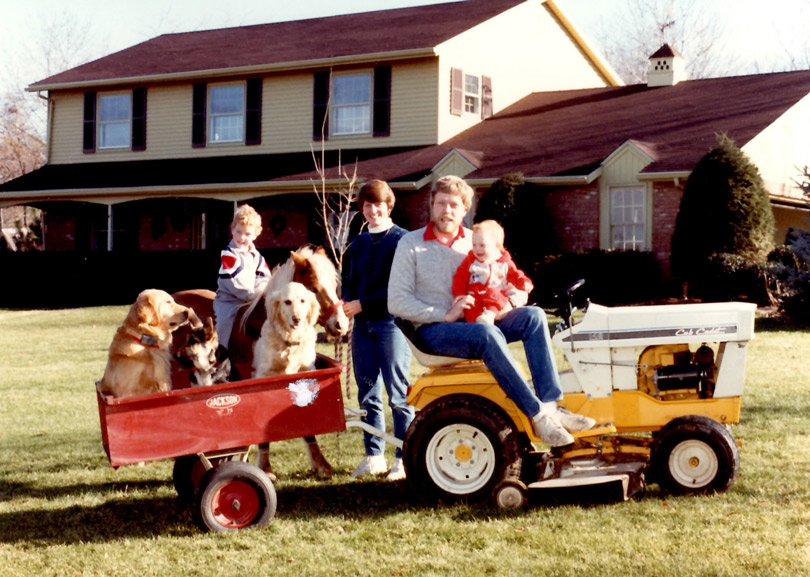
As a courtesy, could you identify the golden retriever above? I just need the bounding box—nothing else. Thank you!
[252,282,320,378]
[100,289,202,398]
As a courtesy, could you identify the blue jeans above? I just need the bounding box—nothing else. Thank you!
[352,318,415,459]
[415,306,563,418]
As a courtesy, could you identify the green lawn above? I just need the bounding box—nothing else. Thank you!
[0,306,808,577]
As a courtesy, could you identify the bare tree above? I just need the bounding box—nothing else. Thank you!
[593,0,733,83]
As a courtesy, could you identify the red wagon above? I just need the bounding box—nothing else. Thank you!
[96,355,348,532]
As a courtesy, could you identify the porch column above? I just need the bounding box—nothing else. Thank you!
[107,204,113,252]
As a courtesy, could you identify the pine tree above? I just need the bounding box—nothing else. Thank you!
[671,134,775,294]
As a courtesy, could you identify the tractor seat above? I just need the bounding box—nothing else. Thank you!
[395,318,469,367]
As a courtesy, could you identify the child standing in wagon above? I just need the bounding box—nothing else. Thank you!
[451,219,533,324]
[213,204,271,351]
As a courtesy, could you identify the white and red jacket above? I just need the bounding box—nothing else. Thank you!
[213,240,270,348]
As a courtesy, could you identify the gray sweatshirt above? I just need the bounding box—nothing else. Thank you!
[388,225,472,327]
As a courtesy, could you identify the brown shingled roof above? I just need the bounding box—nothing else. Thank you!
[32,0,524,88]
[354,69,810,182]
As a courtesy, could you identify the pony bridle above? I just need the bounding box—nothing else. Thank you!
[319,299,344,326]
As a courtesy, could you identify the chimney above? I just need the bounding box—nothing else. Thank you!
[647,44,686,87]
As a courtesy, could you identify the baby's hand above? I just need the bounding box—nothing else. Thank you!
[445,295,473,322]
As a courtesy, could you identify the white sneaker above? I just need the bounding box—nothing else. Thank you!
[352,455,388,478]
[556,407,596,433]
[532,412,574,447]
[386,458,406,481]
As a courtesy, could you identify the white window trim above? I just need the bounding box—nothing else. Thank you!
[330,71,372,137]
[97,92,131,150]
[208,82,246,144]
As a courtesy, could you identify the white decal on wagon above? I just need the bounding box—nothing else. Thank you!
[288,379,320,407]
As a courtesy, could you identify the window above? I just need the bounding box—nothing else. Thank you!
[97,93,131,149]
[464,74,480,114]
[208,84,245,143]
[610,186,646,250]
[331,73,371,136]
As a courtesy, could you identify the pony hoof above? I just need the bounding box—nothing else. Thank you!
[313,464,334,478]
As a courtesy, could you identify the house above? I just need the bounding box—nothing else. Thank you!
[1,0,809,306]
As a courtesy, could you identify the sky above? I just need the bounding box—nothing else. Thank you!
[1,0,809,93]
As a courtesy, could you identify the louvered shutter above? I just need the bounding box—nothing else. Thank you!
[245,78,262,145]
[450,68,463,116]
[373,66,391,137]
[192,83,207,147]
[313,71,330,141]
[132,87,147,150]
[481,76,493,119]
[83,92,96,153]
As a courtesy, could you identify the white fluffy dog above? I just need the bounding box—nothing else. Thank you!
[252,282,320,378]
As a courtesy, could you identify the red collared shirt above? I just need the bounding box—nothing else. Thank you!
[423,224,467,248]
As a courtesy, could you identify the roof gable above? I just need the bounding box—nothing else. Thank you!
[31,0,525,89]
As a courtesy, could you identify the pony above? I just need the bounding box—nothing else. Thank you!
[172,245,349,477]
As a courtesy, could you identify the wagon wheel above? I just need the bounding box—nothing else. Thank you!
[192,461,277,533]
[403,394,524,503]
[173,454,237,503]
[649,415,740,495]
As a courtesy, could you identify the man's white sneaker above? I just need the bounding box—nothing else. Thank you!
[352,455,388,478]
[556,407,596,433]
[532,412,574,447]
[386,458,406,481]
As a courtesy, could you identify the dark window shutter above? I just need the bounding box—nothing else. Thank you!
[132,87,147,150]
[83,92,96,153]
[481,75,493,119]
[313,71,330,141]
[192,83,207,148]
[450,68,463,116]
[245,78,262,145]
[372,66,391,137]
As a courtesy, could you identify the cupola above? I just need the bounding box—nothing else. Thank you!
[647,44,686,87]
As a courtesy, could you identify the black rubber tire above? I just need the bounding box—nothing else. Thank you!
[173,454,236,503]
[403,394,524,502]
[192,461,276,533]
[649,415,739,495]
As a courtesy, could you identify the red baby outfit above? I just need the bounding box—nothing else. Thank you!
[451,249,534,323]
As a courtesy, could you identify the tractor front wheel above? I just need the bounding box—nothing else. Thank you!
[403,395,524,502]
[650,415,739,495]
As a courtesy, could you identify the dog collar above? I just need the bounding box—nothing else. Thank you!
[134,335,159,347]
[126,331,159,348]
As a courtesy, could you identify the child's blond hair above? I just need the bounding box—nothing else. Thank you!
[232,204,262,235]
[472,220,505,250]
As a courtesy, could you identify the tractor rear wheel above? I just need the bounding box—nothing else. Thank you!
[650,415,739,495]
[403,395,524,502]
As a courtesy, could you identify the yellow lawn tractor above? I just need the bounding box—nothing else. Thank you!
[401,281,755,507]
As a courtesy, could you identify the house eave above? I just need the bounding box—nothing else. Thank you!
[27,47,439,92]
[465,169,602,188]
[0,180,345,207]
[636,170,691,183]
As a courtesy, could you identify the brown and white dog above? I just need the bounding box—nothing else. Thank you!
[100,289,202,398]
[252,282,320,378]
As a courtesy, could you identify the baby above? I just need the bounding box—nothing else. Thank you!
[451,219,533,324]
[213,204,271,350]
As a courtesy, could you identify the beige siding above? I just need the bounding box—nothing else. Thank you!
[742,93,810,203]
[435,0,610,143]
[48,60,441,164]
